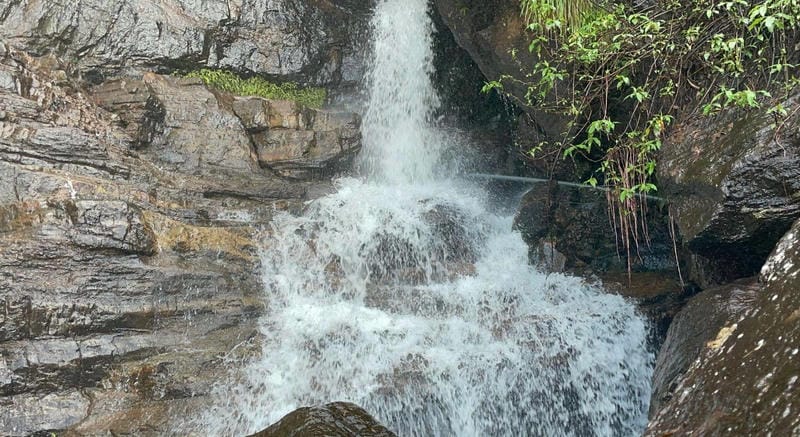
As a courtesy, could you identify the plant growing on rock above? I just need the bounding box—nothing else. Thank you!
[487,0,800,274]
[186,69,327,108]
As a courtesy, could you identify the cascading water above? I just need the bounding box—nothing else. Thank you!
[201,0,653,435]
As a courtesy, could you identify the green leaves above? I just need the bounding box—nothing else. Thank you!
[505,0,799,260]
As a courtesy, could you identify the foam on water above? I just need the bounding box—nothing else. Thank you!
[199,0,653,435]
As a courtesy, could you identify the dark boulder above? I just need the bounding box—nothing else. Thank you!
[648,278,759,416]
[249,402,396,437]
[646,217,800,435]
[513,183,677,276]
[659,93,800,286]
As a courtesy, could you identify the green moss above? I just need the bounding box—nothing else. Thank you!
[185,69,327,108]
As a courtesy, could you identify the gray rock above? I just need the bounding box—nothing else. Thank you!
[659,92,800,285]
[0,390,90,435]
[0,0,372,88]
[68,200,158,255]
[646,217,800,435]
[141,73,257,174]
[249,402,397,437]
[246,102,362,180]
[92,73,362,183]
[513,184,677,276]
[0,43,297,436]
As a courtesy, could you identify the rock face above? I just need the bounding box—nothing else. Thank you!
[0,42,360,435]
[646,217,800,435]
[233,98,362,179]
[432,0,577,166]
[513,184,677,276]
[92,75,362,181]
[659,93,800,287]
[0,0,372,88]
[249,402,396,437]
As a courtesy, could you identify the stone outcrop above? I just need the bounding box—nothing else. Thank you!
[92,73,362,181]
[0,0,372,88]
[432,0,576,169]
[0,42,360,435]
[658,93,800,287]
[249,402,396,437]
[646,217,800,435]
[233,97,362,179]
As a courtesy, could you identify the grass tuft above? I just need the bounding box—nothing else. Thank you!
[185,69,327,108]
[521,0,598,33]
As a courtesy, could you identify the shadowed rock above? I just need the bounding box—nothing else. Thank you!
[249,402,396,437]
[659,92,800,286]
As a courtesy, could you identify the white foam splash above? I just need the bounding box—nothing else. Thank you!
[197,0,653,435]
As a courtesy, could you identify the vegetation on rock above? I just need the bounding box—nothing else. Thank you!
[488,0,800,272]
[186,69,327,108]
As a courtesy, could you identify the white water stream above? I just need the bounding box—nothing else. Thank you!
[202,0,652,435]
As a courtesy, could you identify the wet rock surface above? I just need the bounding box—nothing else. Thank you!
[513,184,677,276]
[237,98,362,180]
[646,217,800,435]
[659,93,800,286]
[433,0,578,176]
[0,0,372,88]
[249,402,397,437]
[648,278,759,416]
[0,43,355,435]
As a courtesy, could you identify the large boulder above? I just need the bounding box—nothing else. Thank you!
[0,0,372,88]
[646,217,800,435]
[249,402,396,437]
[647,279,759,416]
[659,93,800,286]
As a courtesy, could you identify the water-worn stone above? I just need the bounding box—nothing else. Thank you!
[249,402,397,437]
[68,200,158,255]
[248,105,362,180]
[0,0,372,88]
[659,92,800,285]
[646,217,800,435]
[648,279,759,416]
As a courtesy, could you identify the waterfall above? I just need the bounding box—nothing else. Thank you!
[358,0,442,183]
[200,0,653,435]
